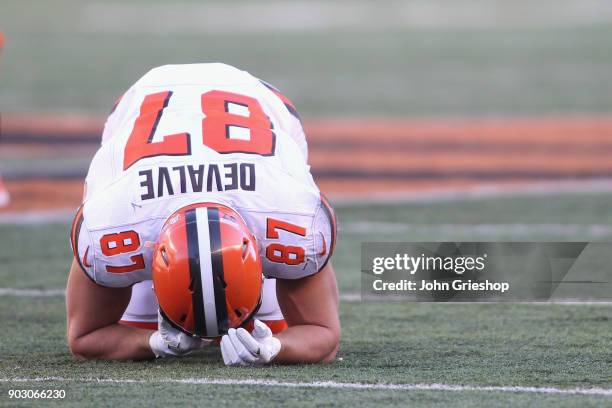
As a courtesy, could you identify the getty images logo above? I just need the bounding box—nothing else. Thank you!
[372,253,488,275]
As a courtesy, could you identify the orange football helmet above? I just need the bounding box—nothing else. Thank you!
[152,202,263,338]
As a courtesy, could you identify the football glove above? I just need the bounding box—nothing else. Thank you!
[220,319,282,366]
[149,311,211,358]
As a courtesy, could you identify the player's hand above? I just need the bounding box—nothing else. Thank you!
[220,319,282,366]
[149,311,211,358]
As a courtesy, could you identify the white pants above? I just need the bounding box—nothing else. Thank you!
[121,278,284,324]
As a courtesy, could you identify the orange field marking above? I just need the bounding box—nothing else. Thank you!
[5,114,612,143]
[305,117,612,144]
[1,115,612,213]
[1,180,83,212]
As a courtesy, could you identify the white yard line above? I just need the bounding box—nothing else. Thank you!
[0,209,74,225]
[0,288,66,297]
[3,210,611,239]
[1,287,610,305]
[332,179,612,206]
[340,222,612,237]
[0,377,610,396]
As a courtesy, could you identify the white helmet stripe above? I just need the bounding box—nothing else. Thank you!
[195,207,219,337]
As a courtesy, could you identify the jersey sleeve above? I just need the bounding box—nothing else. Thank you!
[258,194,337,280]
[70,205,97,284]
[316,194,337,271]
[70,205,154,288]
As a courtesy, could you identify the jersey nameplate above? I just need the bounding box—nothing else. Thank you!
[137,162,256,202]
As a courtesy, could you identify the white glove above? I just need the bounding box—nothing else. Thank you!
[220,319,282,366]
[149,311,211,358]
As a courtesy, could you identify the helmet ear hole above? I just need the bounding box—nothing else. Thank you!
[234,309,243,318]
[188,276,196,293]
[241,238,249,260]
[160,246,169,266]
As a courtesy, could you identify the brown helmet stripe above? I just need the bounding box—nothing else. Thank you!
[207,207,229,334]
[185,208,206,336]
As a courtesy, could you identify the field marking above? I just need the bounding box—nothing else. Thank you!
[1,287,611,305]
[341,222,612,238]
[332,179,612,206]
[0,209,74,224]
[1,377,611,396]
[3,209,611,240]
[0,288,66,297]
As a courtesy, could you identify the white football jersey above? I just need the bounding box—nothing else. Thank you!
[71,63,336,288]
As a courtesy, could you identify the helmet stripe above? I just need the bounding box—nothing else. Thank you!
[207,207,229,334]
[185,208,206,335]
[185,206,230,337]
[194,207,219,337]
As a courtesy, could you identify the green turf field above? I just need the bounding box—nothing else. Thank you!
[1,194,611,406]
[1,0,612,116]
[1,1,611,405]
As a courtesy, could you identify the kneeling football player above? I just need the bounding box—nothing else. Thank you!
[66,63,339,365]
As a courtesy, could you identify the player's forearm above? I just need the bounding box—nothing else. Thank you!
[274,324,340,364]
[68,324,155,361]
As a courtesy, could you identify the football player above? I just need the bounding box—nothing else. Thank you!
[66,63,339,366]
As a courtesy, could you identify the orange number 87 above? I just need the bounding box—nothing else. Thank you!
[265,218,306,266]
[100,230,145,273]
[123,90,275,169]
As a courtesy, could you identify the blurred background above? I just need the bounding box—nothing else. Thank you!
[3,0,612,116]
[1,0,612,213]
[1,3,611,398]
